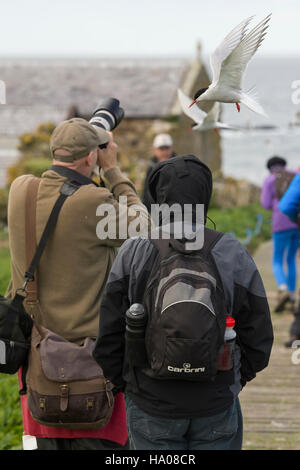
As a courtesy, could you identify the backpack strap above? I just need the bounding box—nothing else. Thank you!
[25,178,41,304]
[133,239,161,304]
[202,227,224,253]
[23,180,81,298]
[149,237,172,258]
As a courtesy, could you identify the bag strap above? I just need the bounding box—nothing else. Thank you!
[18,179,80,396]
[134,241,160,304]
[25,178,41,303]
[202,227,224,254]
[23,180,80,298]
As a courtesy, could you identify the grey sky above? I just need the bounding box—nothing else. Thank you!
[0,0,299,59]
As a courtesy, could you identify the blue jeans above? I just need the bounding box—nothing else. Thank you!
[272,228,299,291]
[125,395,243,450]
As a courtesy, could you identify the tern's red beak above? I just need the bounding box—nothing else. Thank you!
[188,100,197,108]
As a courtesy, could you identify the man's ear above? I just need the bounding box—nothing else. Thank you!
[86,150,96,166]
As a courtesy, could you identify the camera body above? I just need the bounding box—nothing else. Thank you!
[89,97,124,149]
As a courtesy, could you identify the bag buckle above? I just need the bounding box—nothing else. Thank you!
[39,398,46,411]
[86,397,94,410]
[16,280,30,298]
[16,271,36,297]
[60,181,80,196]
[60,384,69,412]
[105,380,114,407]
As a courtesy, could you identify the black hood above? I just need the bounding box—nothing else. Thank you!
[147,155,212,225]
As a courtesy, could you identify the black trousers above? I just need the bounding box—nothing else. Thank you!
[36,437,129,450]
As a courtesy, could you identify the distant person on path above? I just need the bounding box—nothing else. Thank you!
[142,133,176,212]
[261,156,299,312]
[94,155,273,450]
[279,172,300,346]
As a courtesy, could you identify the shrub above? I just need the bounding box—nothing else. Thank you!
[207,203,271,253]
[0,246,10,294]
[0,189,9,225]
[7,122,54,186]
[23,157,52,177]
[7,156,52,184]
[17,122,55,154]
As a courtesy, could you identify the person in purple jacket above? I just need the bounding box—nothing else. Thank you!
[261,156,299,312]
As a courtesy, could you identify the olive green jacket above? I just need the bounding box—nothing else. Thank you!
[6,166,150,343]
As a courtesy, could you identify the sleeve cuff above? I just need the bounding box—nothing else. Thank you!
[102,165,137,194]
[103,166,123,185]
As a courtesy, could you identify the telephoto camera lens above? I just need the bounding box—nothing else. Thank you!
[89,97,124,136]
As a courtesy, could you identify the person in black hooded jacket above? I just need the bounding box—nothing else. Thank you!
[93,155,273,450]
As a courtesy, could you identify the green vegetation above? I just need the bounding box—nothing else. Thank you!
[0,122,55,225]
[0,374,22,450]
[0,246,10,294]
[163,114,180,123]
[7,122,54,185]
[0,229,10,293]
[207,203,271,253]
[0,189,9,225]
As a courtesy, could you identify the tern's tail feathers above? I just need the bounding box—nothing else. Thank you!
[240,90,268,117]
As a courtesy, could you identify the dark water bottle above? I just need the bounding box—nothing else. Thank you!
[126,304,147,336]
[125,304,148,366]
[217,316,236,371]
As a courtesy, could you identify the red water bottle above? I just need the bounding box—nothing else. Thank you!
[217,316,236,371]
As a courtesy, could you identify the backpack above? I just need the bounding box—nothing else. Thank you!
[274,169,295,200]
[140,228,227,382]
[0,293,33,376]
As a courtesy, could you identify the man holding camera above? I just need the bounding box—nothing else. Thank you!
[6,117,150,450]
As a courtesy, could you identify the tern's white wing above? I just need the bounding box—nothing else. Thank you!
[177,88,207,124]
[215,122,237,130]
[210,16,254,85]
[203,102,221,125]
[217,13,271,90]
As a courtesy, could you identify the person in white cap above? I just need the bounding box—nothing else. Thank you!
[142,134,176,211]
